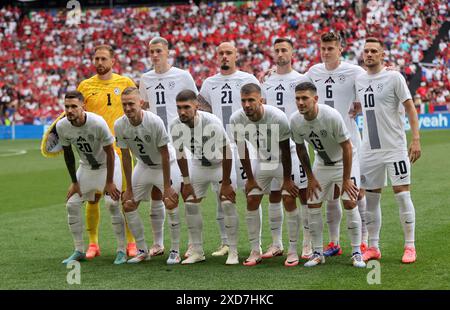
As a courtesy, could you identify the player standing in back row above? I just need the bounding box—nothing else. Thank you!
[199,41,259,258]
[139,37,198,257]
[306,32,368,257]
[77,44,137,259]
[356,37,421,264]
[262,37,312,260]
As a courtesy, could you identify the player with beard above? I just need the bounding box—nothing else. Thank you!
[77,45,137,260]
[198,42,259,258]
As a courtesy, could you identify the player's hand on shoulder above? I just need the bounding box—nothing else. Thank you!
[282,178,299,197]
[67,182,82,201]
[342,178,358,201]
[307,177,322,201]
[409,139,421,163]
[220,182,236,203]
[104,182,121,201]
[259,66,276,83]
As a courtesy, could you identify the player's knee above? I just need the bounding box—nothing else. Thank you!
[358,189,365,200]
[393,184,409,194]
[246,195,261,210]
[269,191,281,203]
[123,200,138,212]
[343,200,357,210]
[282,195,296,211]
[151,187,163,200]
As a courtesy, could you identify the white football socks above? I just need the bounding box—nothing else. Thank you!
[395,191,416,248]
[285,208,300,253]
[106,201,126,253]
[222,201,239,253]
[308,208,323,255]
[246,209,261,252]
[124,209,148,253]
[326,199,342,245]
[216,192,229,245]
[167,207,181,253]
[150,200,165,247]
[365,191,382,249]
[185,202,203,253]
[268,202,283,248]
[345,207,362,254]
[66,201,84,253]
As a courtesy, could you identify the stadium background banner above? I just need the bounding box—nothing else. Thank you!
[1,113,450,140]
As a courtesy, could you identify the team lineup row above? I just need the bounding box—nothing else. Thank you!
[50,33,421,268]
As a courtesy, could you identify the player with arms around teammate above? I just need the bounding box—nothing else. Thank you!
[291,82,365,268]
[77,44,137,259]
[306,32,368,257]
[170,90,238,265]
[230,83,300,267]
[139,37,198,257]
[262,37,312,260]
[114,87,182,264]
[356,38,421,263]
[57,91,126,265]
[198,41,259,258]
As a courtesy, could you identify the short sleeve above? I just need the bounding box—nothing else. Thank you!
[394,72,412,104]
[139,77,149,102]
[290,115,304,145]
[56,121,71,147]
[332,110,350,144]
[99,118,115,146]
[155,117,170,148]
[278,113,291,142]
[114,119,128,149]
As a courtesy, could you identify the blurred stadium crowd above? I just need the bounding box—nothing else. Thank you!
[0,0,448,125]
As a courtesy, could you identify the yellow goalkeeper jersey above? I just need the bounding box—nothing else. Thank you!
[77,73,135,136]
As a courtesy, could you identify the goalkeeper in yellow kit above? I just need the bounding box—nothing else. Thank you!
[77,45,137,259]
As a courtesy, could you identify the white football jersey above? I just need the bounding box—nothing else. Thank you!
[114,111,171,167]
[230,105,291,163]
[306,62,365,151]
[139,66,198,128]
[262,70,309,116]
[355,68,412,153]
[290,104,351,167]
[170,111,229,167]
[57,112,114,170]
[199,70,259,126]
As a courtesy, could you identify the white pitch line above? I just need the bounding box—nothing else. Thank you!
[0,149,27,157]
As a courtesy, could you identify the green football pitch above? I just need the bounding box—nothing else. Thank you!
[0,130,449,290]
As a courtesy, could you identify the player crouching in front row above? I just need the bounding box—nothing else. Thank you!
[115,87,182,265]
[290,82,366,268]
[58,91,126,265]
[170,90,239,265]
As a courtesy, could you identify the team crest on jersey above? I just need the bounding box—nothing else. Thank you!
[320,130,327,138]
[290,82,297,90]
[88,134,95,142]
[361,175,366,184]
[376,83,383,93]
[114,87,121,95]
[169,81,175,89]
[144,135,151,143]
[338,75,346,84]
[235,81,241,88]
